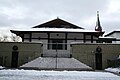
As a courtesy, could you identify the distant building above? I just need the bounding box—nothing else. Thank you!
[105,30,120,43]
[98,36,116,43]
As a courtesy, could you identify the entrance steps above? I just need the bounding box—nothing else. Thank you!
[20,57,93,71]
[41,53,72,58]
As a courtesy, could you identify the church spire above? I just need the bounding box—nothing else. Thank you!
[95,11,102,32]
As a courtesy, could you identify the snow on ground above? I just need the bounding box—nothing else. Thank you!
[105,67,120,74]
[0,66,4,69]
[0,69,119,80]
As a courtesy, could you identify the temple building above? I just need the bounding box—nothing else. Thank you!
[11,12,104,57]
[0,12,119,70]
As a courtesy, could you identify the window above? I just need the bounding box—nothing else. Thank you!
[48,39,66,50]
[52,40,63,50]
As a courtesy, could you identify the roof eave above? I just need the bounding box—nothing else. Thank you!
[105,31,120,37]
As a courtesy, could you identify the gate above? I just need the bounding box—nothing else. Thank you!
[11,51,19,68]
[95,46,102,70]
[11,45,19,68]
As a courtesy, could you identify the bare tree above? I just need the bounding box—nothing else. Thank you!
[2,35,9,42]
[11,34,22,42]
[0,33,22,42]
[0,36,3,41]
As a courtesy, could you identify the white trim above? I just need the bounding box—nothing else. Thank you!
[11,28,102,33]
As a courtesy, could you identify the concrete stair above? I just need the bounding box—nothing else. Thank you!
[41,53,72,58]
[20,57,93,71]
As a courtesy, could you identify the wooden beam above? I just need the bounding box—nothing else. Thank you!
[22,34,24,42]
[47,33,50,49]
[83,33,86,43]
[29,33,32,42]
[65,33,68,50]
[91,35,93,43]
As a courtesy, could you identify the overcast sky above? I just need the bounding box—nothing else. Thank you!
[0,0,120,35]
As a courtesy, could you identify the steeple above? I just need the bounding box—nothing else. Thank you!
[95,11,102,32]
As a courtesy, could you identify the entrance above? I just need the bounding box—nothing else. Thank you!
[48,39,67,50]
[95,46,102,70]
[95,53,102,70]
[11,51,19,68]
[42,39,71,58]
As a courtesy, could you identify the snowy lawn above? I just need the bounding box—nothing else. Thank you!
[0,69,119,80]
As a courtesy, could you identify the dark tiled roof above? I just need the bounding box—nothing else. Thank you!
[105,31,120,37]
[33,18,84,29]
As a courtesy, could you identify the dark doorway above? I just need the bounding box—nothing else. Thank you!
[11,51,19,68]
[95,53,102,70]
[48,39,67,50]
[52,40,63,50]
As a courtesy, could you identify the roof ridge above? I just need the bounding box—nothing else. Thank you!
[33,18,84,29]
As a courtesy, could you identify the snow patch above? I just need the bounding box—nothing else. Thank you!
[11,28,100,33]
[0,66,4,69]
[105,67,120,74]
[0,70,119,80]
